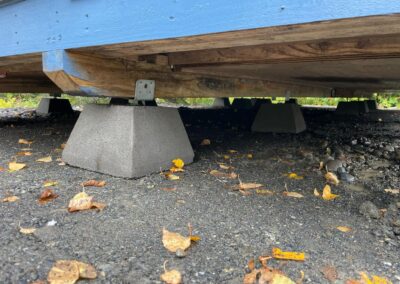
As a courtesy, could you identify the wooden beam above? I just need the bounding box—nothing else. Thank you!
[0,72,62,93]
[42,50,332,98]
[168,36,400,66]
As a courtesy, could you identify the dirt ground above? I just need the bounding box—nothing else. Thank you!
[0,105,399,284]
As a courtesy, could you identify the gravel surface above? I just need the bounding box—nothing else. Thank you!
[0,106,399,283]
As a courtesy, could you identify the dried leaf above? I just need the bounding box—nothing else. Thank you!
[384,188,399,195]
[232,182,263,191]
[283,192,304,198]
[272,248,305,261]
[210,170,237,179]
[200,139,211,146]
[337,226,352,233]
[218,163,232,170]
[248,259,256,271]
[37,156,52,163]
[346,272,393,284]
[47,260,97,284]
[321,266,338,283]
[256,189,273,195]
[244,269,260,284]
[162,228,191,253]
[165,173,180,180]
[16,151,32,156]
[288,173,304,180]
[1,196,19,202]
[161,269,182,284]
[81,180,106,187]
[190,235,201,242]
[18,138,33,145]
[9,162,26,172]
[247,154,253,159]
[314,189,320,196]
[325,172,339,186]
[19,227,36,235]
[161,187,177,192]
[223,155,230,160]
[228,150,238,154]
[38,189,59,204]
[68,192,106,212]
[322,185,339,201]
[44,181,58,187]
[172,159,184,169]
[60,143,66,149]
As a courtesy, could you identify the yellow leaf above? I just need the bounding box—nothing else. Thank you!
[47,260,97,284]
[44,181,58,187]
[165,173,180,180]
[322,185,339,200]
[359,272,392,284]
[172,159,184,169]
[337,226,352,233]
[200,139,211,146]
[190,235,201,242]
[37,156,52,163]
[9,162,26,172]
[283,191,304,198]
[1,196,19,202]
[256,189,273,195]
[18,138,33,145]
[288,173,304,180]
[161,269,182,284]
[162,228,191,253]
[76,261,97,279]
[270,273,296,284]
[19,227,36,235]
[325,172,339,186]
[16,151,32,156]
[314,189,320,196]
[67,192,106,212]
[272,247,305,261]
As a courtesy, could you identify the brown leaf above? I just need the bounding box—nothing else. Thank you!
[38,189,59,204]
[161,269,182,284]
[210,170,237,179]
[47,260,97,284]
[81,180,106,187]
[321,266,338,283]
[161,187,177,192]
[162,228,191,253]
[325,172,339,186]
[244,269,260,284]
[256,189,273,195]
[16,151,32,156]
[1,195,19,202]
[68,192,106,212]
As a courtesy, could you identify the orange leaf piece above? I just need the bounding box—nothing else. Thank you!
[38,189,59,204]
[272,247,305,261]
[322,185,339,201]
[162,228,191,253]
[325,172,339,186]
[81,180,106,187]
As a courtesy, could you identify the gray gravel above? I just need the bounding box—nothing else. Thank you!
[0,106,399,283]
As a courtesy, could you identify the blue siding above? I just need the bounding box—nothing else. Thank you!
[0,0,400,57]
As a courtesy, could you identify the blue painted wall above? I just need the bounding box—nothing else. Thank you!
[0,0,400,57]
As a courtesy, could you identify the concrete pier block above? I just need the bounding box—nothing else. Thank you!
[366,100,378,111]
[212,98,231,108]
[36,98,73,114]
[62,104,194,178]
[232,98,255,109]
[336,101,369,115]
[253,99,272,109]
[251,103,306,133]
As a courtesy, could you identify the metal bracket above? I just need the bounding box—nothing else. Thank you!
[135,80,155,101]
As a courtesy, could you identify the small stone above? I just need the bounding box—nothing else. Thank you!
[337,167,346,174]
[339,172,355,183]
[385,145,395,152]
[351,139,358,145]
[175,249,186,258]
[325,160,343,172]
[360,201,381,219]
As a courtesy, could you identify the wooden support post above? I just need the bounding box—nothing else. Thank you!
[42,50,331,98]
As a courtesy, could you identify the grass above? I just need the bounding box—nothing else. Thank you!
[0,93,399,109]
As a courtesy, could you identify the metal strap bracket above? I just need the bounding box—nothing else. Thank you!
[135,80,155,101]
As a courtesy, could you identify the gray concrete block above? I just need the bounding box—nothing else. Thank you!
[212,98,230,108]
[36,98,73,114]
[251,103,306,133]
[232,98,255,109]
[62,104,194,178]
[336,101,369,115]
[366,100,378,111]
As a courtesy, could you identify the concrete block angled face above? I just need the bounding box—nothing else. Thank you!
[62,104,194,178]
[251,103,306,133]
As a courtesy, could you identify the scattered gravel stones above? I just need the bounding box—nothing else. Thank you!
[360,201,381,219]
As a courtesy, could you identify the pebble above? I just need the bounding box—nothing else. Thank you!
[325,159,343,172]
[175,249,186,258]
[360,201,381,219]
[339,172,355,183]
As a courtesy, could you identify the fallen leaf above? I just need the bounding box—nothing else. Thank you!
[223,155,230,160]
[228,150,238,154]
[346,272,393,284]
[283,191,304,198]
[81,180,106,187]
[218,163,232,170]
[272,248,305,261]
[18,138,33,145]
[68,192,106,212]
[60,143,66,149]
[0,166,4,172]
[165,173,180,180]
[37,156,52,163]
[161,187,177,192]
[1,196,19,202]
[16,151,32,156]
[256,189,273,195]
[161,269,182,284]
[247,154,253,159]
[190,235,201,242]
[172,158,184,169]
[231,182,263,191]
[322,185,339,201]
[47,260,97,284]
[44,181,58,187]
[19,227,36,235]
[319,161,324,170]
[337,226,352,233]
[200,139,211,146]
[321,265,338,283]
[29,280,47,284]
[314,189,320,196]
[243,257,297,284]
[384,188,399,195]
[9,161,26,172]
[288,173,304,180]
[325,172,339,186]
[162,228,191,253]
[38,189,59,204]
[210,170,237,179]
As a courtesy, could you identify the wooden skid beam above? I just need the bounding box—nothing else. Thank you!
[42,50,332,98]
[168,36,400,67]
[0,72,62,93]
